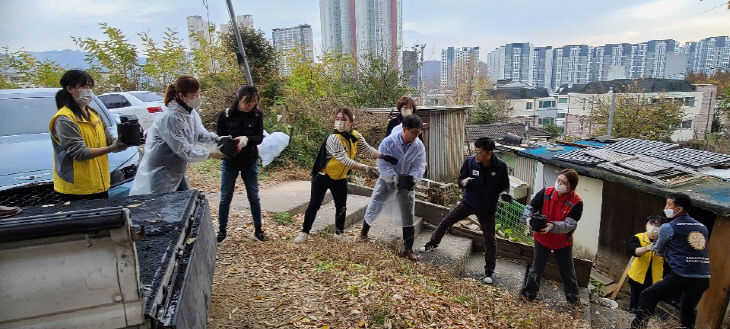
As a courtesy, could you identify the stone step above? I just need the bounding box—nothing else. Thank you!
[206,180,324,217]
[308,194,371,234]
[358,215,423,253]
[462,253,592,322]
[414,229,473,277]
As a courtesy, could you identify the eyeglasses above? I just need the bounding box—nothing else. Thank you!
[556,178,571,187]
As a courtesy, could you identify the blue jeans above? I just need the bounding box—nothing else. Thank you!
[218,160,261,233]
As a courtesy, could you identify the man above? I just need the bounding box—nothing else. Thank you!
[358,115,426,261]
[631,193,710,329]
[626,215,665,314]
[418,137,510,284]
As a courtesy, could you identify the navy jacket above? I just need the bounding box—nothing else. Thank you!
[654,214,711,278]
[458,155,510,215]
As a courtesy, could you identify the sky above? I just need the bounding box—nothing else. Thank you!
[0,0,728,62]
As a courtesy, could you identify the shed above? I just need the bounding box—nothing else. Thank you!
[504,138,730,328]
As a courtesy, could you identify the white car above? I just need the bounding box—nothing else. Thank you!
[99,91,164,130]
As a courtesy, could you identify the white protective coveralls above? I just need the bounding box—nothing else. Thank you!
[130,100,218,195]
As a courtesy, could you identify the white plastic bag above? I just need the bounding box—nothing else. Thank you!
[257,130,290,167]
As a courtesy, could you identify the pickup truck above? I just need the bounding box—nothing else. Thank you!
[0,190,216,329]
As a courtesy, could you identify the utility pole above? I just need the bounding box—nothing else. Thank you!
[416,43,426,102]
[607,87,616,137]
[225,0,253,86]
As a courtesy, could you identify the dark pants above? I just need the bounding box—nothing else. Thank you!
[521,240,579,303]
[428,201,496,275]
[629,278,652,313]
[218,160,261,233]
[302,174,348,234]
[60,191,109,202]
[360,222,416,251]
[631,272,709,329]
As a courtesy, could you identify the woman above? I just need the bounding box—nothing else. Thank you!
[294,108,398,243]
[130,75,223,195]
[520,168,584,305]
[50,70,129,201]
[216,85,265,243]
[385,96,417,136]
[626,215,664,313]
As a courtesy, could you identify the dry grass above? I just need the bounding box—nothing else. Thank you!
[206,210,586,329]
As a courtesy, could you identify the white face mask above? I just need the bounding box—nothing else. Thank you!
[554,180,568,193]
[334,120,347,132]
[646,224,660,240]
[663,208,675,218]
[76,89,92,107]
[186,96,202,109]
[401,108,413,116]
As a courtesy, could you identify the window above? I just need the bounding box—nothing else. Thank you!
[684,97,695,106]
[557,112,567,118]
[539,117,554,126]
[539,100,555,108]
[558,97,568,104]
[526,102,533,110]
[681,120,692,129]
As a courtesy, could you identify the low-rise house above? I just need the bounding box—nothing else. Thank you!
[497,137,730,328]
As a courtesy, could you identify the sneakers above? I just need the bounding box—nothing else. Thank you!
[334,233,348,242]
[482,274,494,284]
[216,230,227,243]
[355,235,369,243]
[418,242,438,253]
[253,230,268,241]
[293,232,309,243]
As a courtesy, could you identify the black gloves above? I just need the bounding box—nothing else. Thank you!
[397,174,415,190]
[380,154,398,165]
[500,193,513,203]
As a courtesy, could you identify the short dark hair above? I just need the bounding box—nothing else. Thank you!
[396,96,417,111]
[646,214,664,225]
[474,137,495,151]
[559,168,579,189]
[668,192,691,210]
[335,107,354,122]
[402,114,422,129]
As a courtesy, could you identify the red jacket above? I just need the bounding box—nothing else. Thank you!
[534,186,582,250]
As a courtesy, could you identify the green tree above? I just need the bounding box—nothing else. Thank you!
[139,28,190,92]
[73,23,140,91]
[222,25,278,85]
[29,61,66,87]
[470,96,511,124]
[588,83,683,141]
[353,53,410,107]
[0,47,36,86]
[543,123,562,138]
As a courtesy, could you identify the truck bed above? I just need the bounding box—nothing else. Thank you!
[12,190,216,328]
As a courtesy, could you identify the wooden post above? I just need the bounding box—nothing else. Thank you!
[695,216,730,328]
[611,257,633,300]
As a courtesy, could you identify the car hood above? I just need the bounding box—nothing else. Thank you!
[0,133,138,190]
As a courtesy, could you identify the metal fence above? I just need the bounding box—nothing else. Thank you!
[495,199,533,244]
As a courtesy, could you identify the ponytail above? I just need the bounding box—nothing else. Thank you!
[163,83,177,106]
[165,75,201,106]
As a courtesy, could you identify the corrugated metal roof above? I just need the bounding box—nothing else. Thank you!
[516,138,730,216]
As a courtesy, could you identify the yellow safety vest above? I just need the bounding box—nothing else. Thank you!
[322,131,360,180]
[49,106,110,195]
[628,232,664,284]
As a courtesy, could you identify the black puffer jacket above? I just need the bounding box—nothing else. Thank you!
[216,107,264,167]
